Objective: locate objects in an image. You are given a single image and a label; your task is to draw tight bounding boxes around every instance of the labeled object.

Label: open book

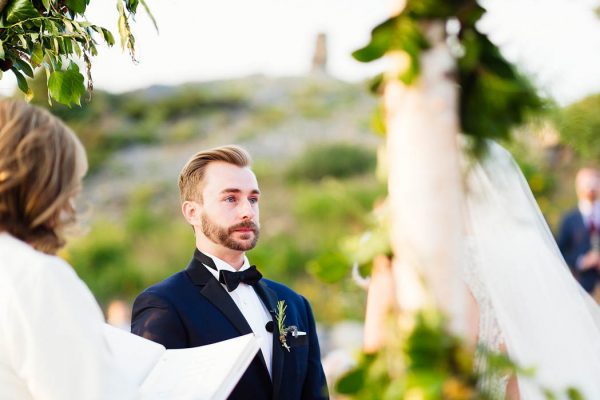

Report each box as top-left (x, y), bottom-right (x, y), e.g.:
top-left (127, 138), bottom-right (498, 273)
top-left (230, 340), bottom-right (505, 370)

top-left (103, 324), bottom-right (260, 400)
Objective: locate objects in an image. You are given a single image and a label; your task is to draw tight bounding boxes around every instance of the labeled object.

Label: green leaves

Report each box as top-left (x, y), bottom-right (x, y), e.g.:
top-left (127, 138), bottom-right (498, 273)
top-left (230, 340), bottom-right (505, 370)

top-left (353, 17), bottom-right (399, 63)
top-left (335, 311), bottom-right (477, 400)
top-left (3, 0), bottom-right (40, 25)
top-left (335, 308), bottom-right (587, 399)
top-left (12, 57), bottom-right (33, 79)
top-left (555, 93), bottom-right (600, 162)
top-left (139, 0), bottom-right (157, 32)
top-left (335, 354), bottom-right (373, 394)
top-left (98, 27), bottom-right (115, 46)
top-left (352, 15), bottom-right (429, 84)
top-left (458, 29), bottom-right (545, 153)
top-left (354, 0), bottom-right (545, 151)
top-left (66, 0), bottom-right (87, 14)
top-left (567, 387), bottom-right (585, 400)
top-left (0, 0), bottom-right (151, 105)
top-left (48, 62), bottom-right (85, 107)
top-left (30, 42), bottom-right (43, 66)
top-left (117, 0), bottom-right (136, 60)
top-left (307, 252), bottom-right (350, 284)
top-left (11, 66), bottom-right (32, 99)
top-left (125, 0), bottom-right (139, 13)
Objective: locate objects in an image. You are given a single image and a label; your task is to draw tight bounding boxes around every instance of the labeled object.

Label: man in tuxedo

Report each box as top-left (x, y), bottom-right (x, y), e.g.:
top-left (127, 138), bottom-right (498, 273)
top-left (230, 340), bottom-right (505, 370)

top-left (131, 145), bottom-right (328, 400)
top-left (558, 167), bottom-right (600, 294)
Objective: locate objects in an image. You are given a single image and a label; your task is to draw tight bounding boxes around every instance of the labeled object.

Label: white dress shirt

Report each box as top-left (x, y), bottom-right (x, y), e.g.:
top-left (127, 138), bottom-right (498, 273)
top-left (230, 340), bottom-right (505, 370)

top-left (0, 232), bottom-right (139, 400)
top-left (201, 252), bottom-right (274, 377)
top-left (579, 200), bottom-right (600, 228)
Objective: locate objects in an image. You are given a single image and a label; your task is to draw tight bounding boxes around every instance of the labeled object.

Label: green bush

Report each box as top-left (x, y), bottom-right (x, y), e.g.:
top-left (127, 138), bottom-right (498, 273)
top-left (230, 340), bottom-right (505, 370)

top-left (557, 93), bottom-right (600, 162)
top-left (247, 234), bottom-right (312, 282)
top-left (293, 177), bottom-right (385, 228)
top-left (64, 185), bottom-right (195, 306)
top-left (287, 143), bottom-right (377, 181)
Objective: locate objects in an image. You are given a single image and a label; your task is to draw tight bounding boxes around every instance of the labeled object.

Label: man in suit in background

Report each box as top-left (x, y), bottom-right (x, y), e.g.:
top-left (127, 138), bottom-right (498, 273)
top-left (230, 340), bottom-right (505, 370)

top-left (131, 145), bottom-right (328, 400)
top-left (558, 167), bottom-right (600, 294)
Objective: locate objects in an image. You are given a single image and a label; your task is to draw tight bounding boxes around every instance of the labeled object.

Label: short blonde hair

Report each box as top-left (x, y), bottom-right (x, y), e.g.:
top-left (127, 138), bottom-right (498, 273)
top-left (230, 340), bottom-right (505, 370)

top-left (0, 99), bottom-right (86, 254)
top-left (178, 145), bottom-right (251, 202)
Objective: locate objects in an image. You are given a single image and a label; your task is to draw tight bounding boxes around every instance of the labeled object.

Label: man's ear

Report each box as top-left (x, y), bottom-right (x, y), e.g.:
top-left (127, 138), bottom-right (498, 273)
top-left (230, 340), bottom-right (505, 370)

top-left (182, 200), bottom-right (201, 227)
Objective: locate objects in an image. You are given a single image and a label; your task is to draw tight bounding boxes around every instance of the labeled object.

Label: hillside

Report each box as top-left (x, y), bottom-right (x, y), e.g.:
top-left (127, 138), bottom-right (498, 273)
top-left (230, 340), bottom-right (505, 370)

top-left (71, 75), bottom-right (379, 209)
top-left (47, 74), bottom-right (383, 323)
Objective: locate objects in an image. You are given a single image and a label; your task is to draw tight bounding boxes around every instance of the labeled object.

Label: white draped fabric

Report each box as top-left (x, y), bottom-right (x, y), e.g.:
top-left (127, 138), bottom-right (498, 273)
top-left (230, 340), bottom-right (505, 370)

top-left (0, 233), bottom-right (139, 400)
top-left (463, 141), bottom-right (600, 399)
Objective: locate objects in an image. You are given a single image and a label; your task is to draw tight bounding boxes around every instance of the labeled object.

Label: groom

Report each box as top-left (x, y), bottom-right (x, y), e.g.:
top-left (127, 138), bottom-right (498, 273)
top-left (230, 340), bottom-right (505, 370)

top-left (131, 145), bottom-right (328, 400)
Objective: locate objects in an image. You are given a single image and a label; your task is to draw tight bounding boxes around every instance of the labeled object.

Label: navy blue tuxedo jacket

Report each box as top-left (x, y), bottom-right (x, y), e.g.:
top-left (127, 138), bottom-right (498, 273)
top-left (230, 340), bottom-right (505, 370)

top-left (131, 250), bottom-right (329, 400)
top-left (557, 208), bottom-right (599, 293)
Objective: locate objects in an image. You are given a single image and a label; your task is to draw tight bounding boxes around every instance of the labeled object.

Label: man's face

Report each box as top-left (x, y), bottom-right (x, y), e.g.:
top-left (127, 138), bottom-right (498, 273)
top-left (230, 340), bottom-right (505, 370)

top-left (576, 169), bottom-right (600, 203)
top-left (197, 161), bottom-right (260, 252)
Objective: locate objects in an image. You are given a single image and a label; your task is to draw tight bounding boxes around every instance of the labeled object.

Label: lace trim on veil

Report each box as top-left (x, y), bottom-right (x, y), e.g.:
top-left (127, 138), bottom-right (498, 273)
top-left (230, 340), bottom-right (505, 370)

top-left (463, 237), bottom-right (508, 399)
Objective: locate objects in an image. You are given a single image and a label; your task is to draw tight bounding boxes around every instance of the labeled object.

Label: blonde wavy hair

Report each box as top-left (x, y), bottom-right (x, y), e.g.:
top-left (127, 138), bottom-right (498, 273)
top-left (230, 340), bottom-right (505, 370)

top-left (0, 99), bottom-right (87, 254)
top-left (178, 145), bottom-right (251, 203)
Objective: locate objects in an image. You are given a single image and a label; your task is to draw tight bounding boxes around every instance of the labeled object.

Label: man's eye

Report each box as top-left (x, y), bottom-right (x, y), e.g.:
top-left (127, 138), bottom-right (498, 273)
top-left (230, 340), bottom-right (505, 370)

top-left (249, 197), bottom-right (258, 204)
top-left (225, 196), bottom-right (236, 203)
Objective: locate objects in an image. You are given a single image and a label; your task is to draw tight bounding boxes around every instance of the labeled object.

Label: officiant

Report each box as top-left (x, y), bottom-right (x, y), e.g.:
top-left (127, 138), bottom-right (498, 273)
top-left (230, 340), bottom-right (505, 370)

top-left (558, 167), bottom-right (600, 295)
top-left (0, 99), bottom-right (139, 399)
top-left (131, 145), bottom-right (329, 399)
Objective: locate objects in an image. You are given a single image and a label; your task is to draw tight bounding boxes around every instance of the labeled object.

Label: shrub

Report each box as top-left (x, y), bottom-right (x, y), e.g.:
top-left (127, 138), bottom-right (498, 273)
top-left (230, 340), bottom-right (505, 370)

top-left (287, 143), bottom-right (376, 181)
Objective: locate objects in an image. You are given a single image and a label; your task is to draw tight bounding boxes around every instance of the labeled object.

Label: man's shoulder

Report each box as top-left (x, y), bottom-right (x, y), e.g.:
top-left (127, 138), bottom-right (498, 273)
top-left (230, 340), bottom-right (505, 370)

top-left (561, 208), bottom-right (582, 224)
top-left (138, 270), bottom-right (192, 300)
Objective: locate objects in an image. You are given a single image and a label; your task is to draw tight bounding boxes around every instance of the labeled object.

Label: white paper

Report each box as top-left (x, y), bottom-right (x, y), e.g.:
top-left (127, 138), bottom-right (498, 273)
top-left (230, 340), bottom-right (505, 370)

top-left (103, 325), bottom-right (261, 400)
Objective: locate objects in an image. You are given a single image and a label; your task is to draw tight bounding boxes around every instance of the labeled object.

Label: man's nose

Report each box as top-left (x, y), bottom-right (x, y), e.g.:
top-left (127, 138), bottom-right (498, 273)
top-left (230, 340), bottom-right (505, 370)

top-left (239, 199), bottom-right (256, 219)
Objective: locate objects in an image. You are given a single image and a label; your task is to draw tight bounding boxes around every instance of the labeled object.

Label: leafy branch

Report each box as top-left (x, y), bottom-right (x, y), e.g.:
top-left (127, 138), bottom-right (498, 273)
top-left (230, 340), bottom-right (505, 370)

top-left (0, 0), bottom-right (154, 106)
top-left (336, 310), bottom-right (585, 399)
top-left (353, 0), bottom-right (545, 154)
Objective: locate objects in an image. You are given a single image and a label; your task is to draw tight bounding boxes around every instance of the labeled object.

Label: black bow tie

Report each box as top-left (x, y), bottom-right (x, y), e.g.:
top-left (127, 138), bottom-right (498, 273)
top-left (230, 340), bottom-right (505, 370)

top-left (219, 266), bottom-right (263, 292)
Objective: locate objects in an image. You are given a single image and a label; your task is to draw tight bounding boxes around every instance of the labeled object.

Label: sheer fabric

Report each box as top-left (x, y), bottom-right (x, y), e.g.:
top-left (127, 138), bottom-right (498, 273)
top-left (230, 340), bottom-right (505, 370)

top-left (461, 141), bottom-right (600, 399)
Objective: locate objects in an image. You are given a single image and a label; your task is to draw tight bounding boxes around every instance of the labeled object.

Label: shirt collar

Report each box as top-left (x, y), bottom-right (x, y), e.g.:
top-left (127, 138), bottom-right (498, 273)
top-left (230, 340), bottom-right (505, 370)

top-left (199, 250), bottom-right (250, 280)
top-left (579, 201), bottom-right (600, 223)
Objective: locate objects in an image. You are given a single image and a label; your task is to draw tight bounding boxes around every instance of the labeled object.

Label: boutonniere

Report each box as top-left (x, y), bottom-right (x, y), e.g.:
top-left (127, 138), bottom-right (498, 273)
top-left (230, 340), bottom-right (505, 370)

top-left (276, 300), bottom-right (305, 352)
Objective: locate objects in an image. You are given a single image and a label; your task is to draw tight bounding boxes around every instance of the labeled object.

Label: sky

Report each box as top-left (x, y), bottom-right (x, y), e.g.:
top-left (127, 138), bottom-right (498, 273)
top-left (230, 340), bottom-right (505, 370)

top-left (478, 0), bottom-right (600, 104)
top-left (81, 0), bottom-right (396, 91)
top-left (1, 0), bottom-right (600, 105)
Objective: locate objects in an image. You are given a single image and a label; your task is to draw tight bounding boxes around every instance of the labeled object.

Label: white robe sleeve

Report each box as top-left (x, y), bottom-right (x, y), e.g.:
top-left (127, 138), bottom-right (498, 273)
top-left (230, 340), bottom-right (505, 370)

top-left (3, 256), bottom-right (138, 400)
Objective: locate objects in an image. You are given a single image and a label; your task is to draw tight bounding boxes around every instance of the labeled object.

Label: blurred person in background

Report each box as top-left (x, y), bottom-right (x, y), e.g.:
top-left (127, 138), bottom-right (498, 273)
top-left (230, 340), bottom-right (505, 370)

top-left (0, 99), bottom-right (138, 399)
top-left (557, 167), bottom-right (600, 295)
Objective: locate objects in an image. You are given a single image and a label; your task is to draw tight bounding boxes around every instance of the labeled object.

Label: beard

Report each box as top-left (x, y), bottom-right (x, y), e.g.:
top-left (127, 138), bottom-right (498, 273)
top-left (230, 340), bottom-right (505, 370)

top-left (200, 213), bottom-right (260, 251)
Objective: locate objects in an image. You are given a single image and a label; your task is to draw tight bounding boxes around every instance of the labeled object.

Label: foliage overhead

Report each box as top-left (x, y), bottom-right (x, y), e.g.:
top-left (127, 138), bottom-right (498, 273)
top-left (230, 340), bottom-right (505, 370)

top-left (0, 0), bottom-right (152, 106)
top-left (352, 0), bottom-right (546, 154)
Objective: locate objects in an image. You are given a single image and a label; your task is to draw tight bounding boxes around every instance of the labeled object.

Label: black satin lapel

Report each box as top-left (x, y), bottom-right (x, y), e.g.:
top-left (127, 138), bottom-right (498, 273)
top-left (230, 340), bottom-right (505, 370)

top-left (200, 275), bottom-right (254, 336)
top-left (186, 249), bottom-right (252, 335)
top-left (270, 320), bottom-right (285, 399)
top-left (253, 281), bottom-right (278, 314)
top-left (193, 249), bottom-right (218, 271)
top-left (254, 282), bottom-right (284, 398)
top-left (576, 212), bottom-right (586, 230)
top-left (185, 252), bottom-right (213, 285)
top-left (575, 213), bottom-right (592, 243)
